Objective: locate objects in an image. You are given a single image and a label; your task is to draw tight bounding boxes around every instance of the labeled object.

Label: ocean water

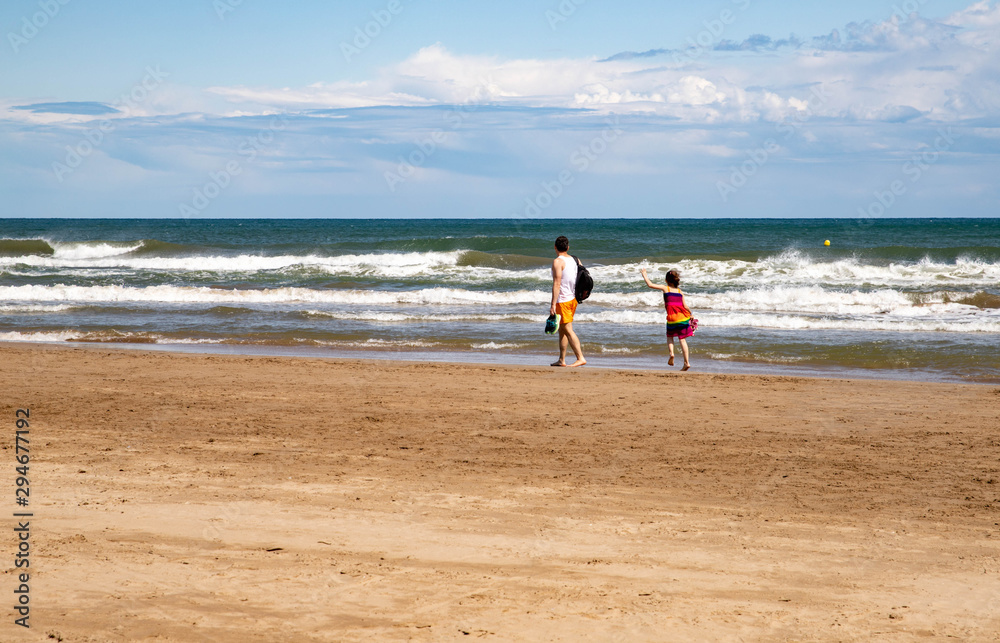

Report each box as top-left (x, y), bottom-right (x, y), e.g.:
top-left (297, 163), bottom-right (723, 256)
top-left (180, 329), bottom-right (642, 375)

top-left (1, 218), bottom-right (999, 382)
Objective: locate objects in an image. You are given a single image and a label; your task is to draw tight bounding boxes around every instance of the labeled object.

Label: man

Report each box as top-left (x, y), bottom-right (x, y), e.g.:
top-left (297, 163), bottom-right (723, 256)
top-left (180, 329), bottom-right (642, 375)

top-left (550, 236), bottom-right (586, 367)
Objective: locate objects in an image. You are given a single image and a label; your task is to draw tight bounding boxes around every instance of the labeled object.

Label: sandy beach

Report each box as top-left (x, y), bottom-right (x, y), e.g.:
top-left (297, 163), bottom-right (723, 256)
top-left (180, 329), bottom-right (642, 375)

top-left (2, 343), bottom-right (999, 641)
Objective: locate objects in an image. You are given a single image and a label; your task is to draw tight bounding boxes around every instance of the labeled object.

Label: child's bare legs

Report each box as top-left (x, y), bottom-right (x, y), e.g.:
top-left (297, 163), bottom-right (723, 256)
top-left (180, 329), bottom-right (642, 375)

top-left (667, 337), bottom-right (675, 366)
top-left (679, 338), bottom-right (690, 371)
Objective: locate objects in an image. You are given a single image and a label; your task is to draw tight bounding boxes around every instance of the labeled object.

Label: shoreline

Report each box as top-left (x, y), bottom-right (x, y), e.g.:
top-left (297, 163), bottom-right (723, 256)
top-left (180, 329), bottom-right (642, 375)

top-left (3, 343), bottom-right (999, 640)
top-left (5, 339), bottom-right (994, 386)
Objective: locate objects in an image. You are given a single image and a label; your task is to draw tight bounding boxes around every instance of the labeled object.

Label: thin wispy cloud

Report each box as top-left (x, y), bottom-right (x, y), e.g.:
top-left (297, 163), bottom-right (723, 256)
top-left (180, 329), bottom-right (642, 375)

top-left (13, 102), bottom-right (121, 116)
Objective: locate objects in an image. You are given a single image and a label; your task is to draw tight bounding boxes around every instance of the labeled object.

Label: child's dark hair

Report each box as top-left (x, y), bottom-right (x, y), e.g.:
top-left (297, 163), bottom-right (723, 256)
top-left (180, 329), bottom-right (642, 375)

top-left (665, 270), bottom-right (681, 287)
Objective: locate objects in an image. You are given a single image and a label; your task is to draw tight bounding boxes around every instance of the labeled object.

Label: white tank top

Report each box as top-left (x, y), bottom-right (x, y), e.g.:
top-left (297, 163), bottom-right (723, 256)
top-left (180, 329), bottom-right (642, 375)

top-left (557, 255), bottom-right (578, 303)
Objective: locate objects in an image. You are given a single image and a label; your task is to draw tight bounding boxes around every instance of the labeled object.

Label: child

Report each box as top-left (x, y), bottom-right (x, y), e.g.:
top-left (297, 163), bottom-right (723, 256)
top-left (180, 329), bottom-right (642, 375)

top-left (640, 267), bottom-right (696, 371)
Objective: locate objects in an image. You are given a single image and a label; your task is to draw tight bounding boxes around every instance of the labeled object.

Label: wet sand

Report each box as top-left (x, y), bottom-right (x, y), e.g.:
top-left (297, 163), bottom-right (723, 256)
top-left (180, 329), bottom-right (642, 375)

top-left (2, 344), bottom-right (999, 641)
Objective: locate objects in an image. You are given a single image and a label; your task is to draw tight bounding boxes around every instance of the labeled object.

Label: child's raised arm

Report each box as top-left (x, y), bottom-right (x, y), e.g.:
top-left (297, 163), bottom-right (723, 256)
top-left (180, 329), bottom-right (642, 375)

top-left (640, 267), bottom-right (669, 292)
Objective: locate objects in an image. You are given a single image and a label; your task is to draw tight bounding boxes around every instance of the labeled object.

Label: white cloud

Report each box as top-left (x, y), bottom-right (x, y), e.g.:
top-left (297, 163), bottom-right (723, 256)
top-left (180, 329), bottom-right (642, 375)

top-left (945, 0), bottom-right (1000, 27)
top-left (178, 2), bottom-right (997, 127)
top-left (574, 83), bottom-right (665, 105)
top-left (207, 81), bottom-right (434, 110)
top-left (809, 15), bottom-right (961, 52)
top-left (667, 76), bottom-right (726, 106)
top-left (9, 2), bottom-right (997, 129)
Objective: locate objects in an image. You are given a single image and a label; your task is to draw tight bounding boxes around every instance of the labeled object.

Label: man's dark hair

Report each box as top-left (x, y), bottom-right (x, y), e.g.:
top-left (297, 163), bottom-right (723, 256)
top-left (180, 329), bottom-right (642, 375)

top-left (666, 270), bottom-right (681, 287)
top-left (555, 236), bottom-right (570, 253)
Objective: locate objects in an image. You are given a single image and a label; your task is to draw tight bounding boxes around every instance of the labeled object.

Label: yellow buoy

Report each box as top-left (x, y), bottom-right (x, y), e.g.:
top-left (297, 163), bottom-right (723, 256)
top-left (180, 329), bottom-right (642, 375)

top-left (824, 240), bottom-right (831, 246)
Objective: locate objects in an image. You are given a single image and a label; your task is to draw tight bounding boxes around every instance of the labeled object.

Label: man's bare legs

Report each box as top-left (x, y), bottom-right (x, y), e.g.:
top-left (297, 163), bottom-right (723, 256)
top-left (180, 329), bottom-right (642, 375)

top-left (552, 322), bottom-right (586, 367)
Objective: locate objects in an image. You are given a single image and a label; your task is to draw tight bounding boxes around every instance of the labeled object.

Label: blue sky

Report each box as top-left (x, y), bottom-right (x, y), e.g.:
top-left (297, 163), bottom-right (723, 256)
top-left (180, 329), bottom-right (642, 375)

top-left (1, 0), bottom-right (998, 218)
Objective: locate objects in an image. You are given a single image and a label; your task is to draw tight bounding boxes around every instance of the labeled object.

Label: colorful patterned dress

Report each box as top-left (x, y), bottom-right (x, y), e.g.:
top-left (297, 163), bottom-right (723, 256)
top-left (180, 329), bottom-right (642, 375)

top-left (664, 291), bottom-right (695, 339)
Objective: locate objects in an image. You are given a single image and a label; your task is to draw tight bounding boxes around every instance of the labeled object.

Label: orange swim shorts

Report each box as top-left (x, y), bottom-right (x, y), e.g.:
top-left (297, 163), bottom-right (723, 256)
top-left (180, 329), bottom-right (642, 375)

top-left (556, 299), bottom-right (578, 325)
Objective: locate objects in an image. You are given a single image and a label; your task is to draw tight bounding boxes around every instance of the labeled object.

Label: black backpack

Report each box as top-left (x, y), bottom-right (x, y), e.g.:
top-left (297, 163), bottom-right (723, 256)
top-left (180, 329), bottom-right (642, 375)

top-left (571, 255), bottom-right (594, 302)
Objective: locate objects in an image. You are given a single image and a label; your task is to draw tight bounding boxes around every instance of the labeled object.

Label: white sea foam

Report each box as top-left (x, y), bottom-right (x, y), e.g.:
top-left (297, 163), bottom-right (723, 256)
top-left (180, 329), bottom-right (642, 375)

top-left (323, 338), bottom-right (442, 349)
top-left (0, 331), bottom-right (84, 342)
top-left (50, 241), bottom-right (144, 260)
top-left (593, 346), bottom-right (641, 354)
top-left (595, 286), bottom-right (993, 317)
top-left (594, 252), bottom-right (1000, 288)
top-left (472, 342), bottom-right (526, 350)
top-left (302, 305), bottom-right (1000, 334)
top-left (0, 304), bottom-right (77, 313)
top-left (5, 245), bottom-right (1000, 289)
top-left (303, 310), bottom-right (542, 323)
top-left (693, 286), bottom-right (926, 315)
top-left (2, 280), bottom-right (995, 313)
top-left (0, 332), bottom-right (448, 349)
top-left (3, 282), bottom-right (998, 334)
top-left (707, 352), bottom-right (808, 364)
top-left (699, 311), bottom-right (1000, 333)
top-left (0, 249), bottom-right (474, 278)
top-left (575, 309), bottom-right (664, 324)
top-left (0, 284), bottom-right (549, 306)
